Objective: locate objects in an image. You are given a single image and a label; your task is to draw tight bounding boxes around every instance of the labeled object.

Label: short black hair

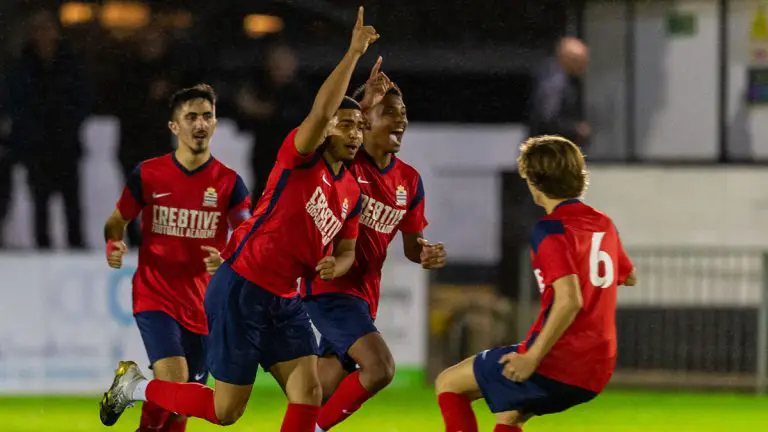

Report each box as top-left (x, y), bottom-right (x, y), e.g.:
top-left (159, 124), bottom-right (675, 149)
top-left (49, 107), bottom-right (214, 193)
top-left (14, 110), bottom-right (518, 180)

top-left (350, 82), bottom-right (403, 104)
top-left (169, 84), bottom-right (217, 119)
top-left (338, 96), bottom-right (361, 111)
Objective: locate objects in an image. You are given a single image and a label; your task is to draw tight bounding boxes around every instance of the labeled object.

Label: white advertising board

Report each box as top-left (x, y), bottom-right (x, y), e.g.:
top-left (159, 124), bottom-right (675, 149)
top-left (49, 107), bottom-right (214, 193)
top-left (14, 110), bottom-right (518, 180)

top-left (0, 253), bottom-right (427, 394)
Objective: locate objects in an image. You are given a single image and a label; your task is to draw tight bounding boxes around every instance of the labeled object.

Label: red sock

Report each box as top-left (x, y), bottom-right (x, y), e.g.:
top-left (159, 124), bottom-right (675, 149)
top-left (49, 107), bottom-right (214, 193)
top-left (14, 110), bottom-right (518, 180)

top-left (437, 392), bottom-right (478, 432)
top-left (161, 416), bottom-right (187, 432)
top-left (280, 403), bottom-right (320, 432)
top-left (494, 425), bottom-right (522, 432)
top-left (139, 401), bottom-right (170, 431)
top-left (317, 371), bottom-right (374, 430)
top-left (146, 380), bottom-right (220, 425)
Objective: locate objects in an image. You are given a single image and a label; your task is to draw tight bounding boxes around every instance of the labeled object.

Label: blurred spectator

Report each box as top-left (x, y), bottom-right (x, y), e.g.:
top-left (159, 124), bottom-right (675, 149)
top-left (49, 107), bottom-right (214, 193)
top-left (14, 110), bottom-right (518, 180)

top-left (7, 10), bottom-right (90, 249)
top-left (528, 37), bottom-right (590, 149)
top-left (0, 107), bottom-right (10, 248)
top-left (234, 43), bottom-right (308, 202)
top-left (114, 24), bottom-right (177, 247)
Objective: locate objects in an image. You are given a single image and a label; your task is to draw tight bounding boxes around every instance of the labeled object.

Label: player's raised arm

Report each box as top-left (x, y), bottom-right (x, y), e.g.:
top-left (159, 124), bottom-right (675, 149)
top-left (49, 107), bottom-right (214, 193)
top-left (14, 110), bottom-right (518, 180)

top-left (294, 6), bottom-right (379, 155)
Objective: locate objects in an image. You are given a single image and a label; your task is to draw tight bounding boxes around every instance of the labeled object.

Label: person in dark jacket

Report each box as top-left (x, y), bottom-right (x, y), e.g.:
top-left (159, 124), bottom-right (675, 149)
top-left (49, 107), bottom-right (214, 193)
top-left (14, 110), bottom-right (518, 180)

top-left (528, 37), bottom-right (590, 150)
top-left (7, 10), bottom-right (90, 249)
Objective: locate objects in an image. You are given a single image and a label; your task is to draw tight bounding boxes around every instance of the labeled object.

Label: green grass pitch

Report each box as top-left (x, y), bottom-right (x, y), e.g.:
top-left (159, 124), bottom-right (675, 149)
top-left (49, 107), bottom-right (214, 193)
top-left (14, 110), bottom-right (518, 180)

top-left (2, 384), bottom-right (766, 431)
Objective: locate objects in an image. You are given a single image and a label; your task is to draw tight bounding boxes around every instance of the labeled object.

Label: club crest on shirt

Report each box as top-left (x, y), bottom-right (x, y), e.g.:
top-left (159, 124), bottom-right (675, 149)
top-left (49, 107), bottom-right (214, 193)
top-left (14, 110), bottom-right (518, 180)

top-left (341, 198), bottom-right (349, 219)
top-left (395, 185), bottom-right (407, 207)
top-left (203, 187), bottom-right (218, 208)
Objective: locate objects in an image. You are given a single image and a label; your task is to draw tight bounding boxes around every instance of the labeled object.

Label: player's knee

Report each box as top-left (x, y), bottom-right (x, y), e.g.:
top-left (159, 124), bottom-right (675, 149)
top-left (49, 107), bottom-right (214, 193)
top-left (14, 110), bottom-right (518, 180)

top-left (495, 411), bottom-right (528, 426)
top-left (434, 369), bottom-right (453, 395)
top-left (359, 356), bottom-right (395, 391)
top-left (288, 376), bottom-right (323, 406)
top-left (215, 406), bottom-right (245, 426)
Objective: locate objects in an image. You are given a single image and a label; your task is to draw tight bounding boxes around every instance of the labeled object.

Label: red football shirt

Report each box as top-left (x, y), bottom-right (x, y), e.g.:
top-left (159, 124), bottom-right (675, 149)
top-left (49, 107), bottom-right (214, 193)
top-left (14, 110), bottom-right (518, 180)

top-left (223, 128), bottom-right (362, 297)
top-left (302, 151), bottom-right (427, 319)
top-left (116, 154), bottom-right (251, 334)
top-left (519, 199), bottom-right (633, 393)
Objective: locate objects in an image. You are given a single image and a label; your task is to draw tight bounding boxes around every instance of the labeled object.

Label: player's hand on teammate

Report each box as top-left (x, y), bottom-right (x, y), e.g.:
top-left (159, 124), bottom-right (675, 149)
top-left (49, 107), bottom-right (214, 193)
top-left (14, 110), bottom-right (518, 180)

top-left (106, 240), bottom-right (127, 269)
top-left (201, 246), bottom-right (223, 275)
top-left (360, 57), bottom-right (394, 111)
top-left (499, 351), bottom-right (540, 383)
top-left (349, 6), bottom-right (379, 56)
top-left (316, 256), bottom-right (337, 280)
top-left (417, 238), bottom-right (447, 269)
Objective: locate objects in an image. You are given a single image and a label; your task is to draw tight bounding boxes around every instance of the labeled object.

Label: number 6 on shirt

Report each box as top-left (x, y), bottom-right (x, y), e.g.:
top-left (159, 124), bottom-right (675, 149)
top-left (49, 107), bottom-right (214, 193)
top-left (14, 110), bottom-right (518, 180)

top-left (589, 232), bottom-right (614, 289)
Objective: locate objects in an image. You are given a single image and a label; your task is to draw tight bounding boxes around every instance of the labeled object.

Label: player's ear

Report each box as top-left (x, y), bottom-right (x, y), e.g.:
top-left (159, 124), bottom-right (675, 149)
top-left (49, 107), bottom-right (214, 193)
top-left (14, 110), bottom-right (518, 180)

top-left (168, 120), bottom-right (179, 136)
top-left (363, 112), bottom-right (372, 130)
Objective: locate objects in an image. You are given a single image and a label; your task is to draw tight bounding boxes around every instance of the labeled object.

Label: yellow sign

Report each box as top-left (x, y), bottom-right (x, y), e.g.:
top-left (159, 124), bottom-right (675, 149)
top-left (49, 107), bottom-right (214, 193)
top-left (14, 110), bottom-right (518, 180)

top-left (752, 5), bottom-right (768, 40)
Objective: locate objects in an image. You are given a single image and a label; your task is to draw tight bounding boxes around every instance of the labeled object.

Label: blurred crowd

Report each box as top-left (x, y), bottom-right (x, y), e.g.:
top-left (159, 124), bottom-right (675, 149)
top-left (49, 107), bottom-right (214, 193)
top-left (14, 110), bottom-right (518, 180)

top-left (0, 8), bottom-right (587, 250)
top-left (0, 9), bottom-right (314, 249)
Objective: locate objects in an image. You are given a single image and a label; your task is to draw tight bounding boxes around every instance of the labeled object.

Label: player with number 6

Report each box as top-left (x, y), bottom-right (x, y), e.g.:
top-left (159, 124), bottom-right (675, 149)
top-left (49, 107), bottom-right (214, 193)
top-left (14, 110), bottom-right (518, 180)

top-left (434, 135), bottom-right (637, 432)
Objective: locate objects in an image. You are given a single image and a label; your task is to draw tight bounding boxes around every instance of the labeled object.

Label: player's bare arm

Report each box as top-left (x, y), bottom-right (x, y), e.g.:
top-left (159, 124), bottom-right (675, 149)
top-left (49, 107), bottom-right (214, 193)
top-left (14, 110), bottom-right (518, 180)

top-left (402, 233), bottom-right (447, 269)
top-left (499, 274), bottom-right (582, 382)
top-left (104, 208), bottom-right (129, 269)
top-left (316, 238), bottom-right (357, 280)
top-left (294, 6), bottom-right (379, 154)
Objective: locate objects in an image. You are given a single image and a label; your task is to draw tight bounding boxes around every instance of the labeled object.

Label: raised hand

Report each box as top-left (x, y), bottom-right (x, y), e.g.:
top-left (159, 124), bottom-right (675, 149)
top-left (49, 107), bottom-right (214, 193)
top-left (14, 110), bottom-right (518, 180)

top-left (349, 6), bottom-right (379, 56)
top-left (360, 56), bottom-right (394, 111)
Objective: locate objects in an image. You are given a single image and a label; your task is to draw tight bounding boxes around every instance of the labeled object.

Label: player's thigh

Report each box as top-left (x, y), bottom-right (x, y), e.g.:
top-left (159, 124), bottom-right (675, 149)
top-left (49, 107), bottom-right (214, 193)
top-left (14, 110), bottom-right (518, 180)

top-left (270, 355), bottom-right (322, 406)
top-left (317, 354), bottom-right (349, 400)
top-left (212, 380), bottom-right (254, 426)
top-left (435, 355), bottom-right (483, 400)
top-left (349, 331), bottom-right (394, 371)
top-left (204, 263), bottom-right (265, 387)
top-left (152, 356), bottom-right (189, 382)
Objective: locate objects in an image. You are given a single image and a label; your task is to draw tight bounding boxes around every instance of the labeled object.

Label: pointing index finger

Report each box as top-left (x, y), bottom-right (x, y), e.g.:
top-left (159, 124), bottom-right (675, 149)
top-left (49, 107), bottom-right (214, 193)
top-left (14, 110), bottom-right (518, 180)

top-left (356, 6), bottom-right (364, 28)
top-left (370, 56), bottom-right (382, 79)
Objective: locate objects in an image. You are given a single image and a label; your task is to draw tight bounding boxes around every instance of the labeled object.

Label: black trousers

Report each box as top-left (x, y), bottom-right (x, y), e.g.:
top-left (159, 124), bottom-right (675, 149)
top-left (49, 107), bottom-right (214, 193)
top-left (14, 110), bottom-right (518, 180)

top-left (25, 156), bottom-right (84, 249)
top-left (0, 152), bottom-right (12, 247)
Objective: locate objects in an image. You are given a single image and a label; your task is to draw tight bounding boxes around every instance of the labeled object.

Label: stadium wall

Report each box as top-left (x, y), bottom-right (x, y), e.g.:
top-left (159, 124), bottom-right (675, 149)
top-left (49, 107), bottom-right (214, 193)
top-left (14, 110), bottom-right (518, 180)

top-left (584, 0), bottom-right (768, 161)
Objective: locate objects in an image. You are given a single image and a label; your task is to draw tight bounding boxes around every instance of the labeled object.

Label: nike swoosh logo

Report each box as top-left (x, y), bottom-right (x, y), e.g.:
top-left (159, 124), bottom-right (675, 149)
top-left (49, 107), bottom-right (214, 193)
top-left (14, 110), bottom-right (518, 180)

top-left (357, 176), bottom-right (369, 184)
top-left (194, 373), bottom-right (205, 381)
top-left (152, 192), bottom-right (171, 199)
top-left (322, 175), bottom-right (331, 186)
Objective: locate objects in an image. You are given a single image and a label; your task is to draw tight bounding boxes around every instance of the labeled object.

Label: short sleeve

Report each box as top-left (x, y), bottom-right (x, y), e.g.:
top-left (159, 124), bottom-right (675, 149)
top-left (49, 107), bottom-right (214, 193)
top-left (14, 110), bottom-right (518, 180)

top-left (339, 193), bottom-right (363, 240)
top-left (531, 220), bottom-right (577, 286)
top-left (227, 174), bottom-right (252, 227)
top-left (116, 165), bottom-right (144, 220)
top-left (276, 127), bottom-right (320, 168)
top-left (228, 174), bottom-right (251, 211)
top-left (399, 175), bottom-right (428, 234)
